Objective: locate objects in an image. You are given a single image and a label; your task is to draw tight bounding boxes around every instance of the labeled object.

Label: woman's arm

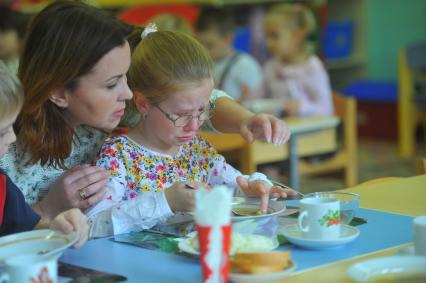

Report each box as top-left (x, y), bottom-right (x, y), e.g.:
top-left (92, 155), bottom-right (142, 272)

top-left (210, 95), bottom-right (291, 145)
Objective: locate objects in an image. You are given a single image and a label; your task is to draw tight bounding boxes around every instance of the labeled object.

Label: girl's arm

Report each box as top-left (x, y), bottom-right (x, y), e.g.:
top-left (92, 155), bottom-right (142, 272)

top-left (203, 140), bottom-right (295, 212)
top-left (86, 139), bottom-right (173, 238)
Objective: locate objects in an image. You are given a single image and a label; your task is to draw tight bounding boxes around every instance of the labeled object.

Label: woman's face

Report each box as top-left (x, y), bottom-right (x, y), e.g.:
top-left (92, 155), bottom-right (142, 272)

top-left (63, 42), bottom-right (132, 131)
top-left (144, 78), bottom-right (213, 152)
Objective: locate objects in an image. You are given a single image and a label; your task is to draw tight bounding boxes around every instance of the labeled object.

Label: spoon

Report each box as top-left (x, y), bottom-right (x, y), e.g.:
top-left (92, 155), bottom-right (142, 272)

top-left (270, 179), bottom-right (305, 199)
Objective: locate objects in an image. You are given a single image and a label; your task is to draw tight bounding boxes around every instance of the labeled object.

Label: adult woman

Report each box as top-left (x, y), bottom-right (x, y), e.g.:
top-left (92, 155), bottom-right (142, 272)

top-left (0, 1), bottom-right (290, 219)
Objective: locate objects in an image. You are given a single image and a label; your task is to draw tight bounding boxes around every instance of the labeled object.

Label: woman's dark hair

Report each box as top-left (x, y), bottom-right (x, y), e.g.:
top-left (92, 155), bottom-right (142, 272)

top-left (16, 0), bottom-right (132, 168)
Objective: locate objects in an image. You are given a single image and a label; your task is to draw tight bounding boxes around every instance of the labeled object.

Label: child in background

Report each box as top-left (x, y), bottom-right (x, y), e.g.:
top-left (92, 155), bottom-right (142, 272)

top-left (150, 13), bottom-right (193, 34)
top-left (87, 27), bottom-right (295, 238)
top-left (262, 3), bottom-right (334, 117)
top-left (0, 62), bottom-right (88, 247)
top-left (195, 7), bottom-right (262, 103)
top-left (0, 7), bottom-right (30, 74)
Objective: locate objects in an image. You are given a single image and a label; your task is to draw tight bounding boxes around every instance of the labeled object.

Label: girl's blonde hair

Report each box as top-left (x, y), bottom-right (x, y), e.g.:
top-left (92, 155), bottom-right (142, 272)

top-left (122, 28), bottom-right (213, 127)
top-left (0, 61), bottom-right (23, 120)
top-left (264, 3), bottom-right (317, 55)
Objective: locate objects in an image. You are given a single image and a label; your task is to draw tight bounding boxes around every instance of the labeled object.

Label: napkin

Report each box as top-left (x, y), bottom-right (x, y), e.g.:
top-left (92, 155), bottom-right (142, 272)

top-left (195, 185), bottom-right (233, 283)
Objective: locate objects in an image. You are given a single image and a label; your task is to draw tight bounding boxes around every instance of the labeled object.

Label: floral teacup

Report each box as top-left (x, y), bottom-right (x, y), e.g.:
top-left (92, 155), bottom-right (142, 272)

top-left (298, 197), bottom-right (341, 240)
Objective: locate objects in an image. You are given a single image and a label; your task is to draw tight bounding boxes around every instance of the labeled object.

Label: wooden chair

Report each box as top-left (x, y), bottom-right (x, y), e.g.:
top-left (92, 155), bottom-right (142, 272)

top-left (398, 43), bottom-right (426, 158)
top-left (416, 158), bottom-right (426, 175)
top-left (299, 93), bottom-right (358, 187)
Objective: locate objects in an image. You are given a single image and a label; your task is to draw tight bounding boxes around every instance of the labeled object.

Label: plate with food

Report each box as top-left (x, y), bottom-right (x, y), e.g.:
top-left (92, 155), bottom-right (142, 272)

top-left (229, 251), bottom-right (296, 282)
top-left (0, 229), bottom-right (79, 262)
top-left (177, 231), bottom-right (279, 256)
top-left (347, 256), bottom-right (426, 282)
top-left (231, 198), bottom-right (286, 221)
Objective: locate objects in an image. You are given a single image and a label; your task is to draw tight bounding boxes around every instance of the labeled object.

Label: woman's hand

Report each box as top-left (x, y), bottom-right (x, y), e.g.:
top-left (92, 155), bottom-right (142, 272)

top-left (165, 182), bottom-right (210, 212)
top-left (34, 164), bottom-right (108, 218)
top-left (50, 208), bottom-right (89, 248)
top-left (236, 176), bottom-right (297, 213)
top-left (240, 113), bottom-right (291, 145)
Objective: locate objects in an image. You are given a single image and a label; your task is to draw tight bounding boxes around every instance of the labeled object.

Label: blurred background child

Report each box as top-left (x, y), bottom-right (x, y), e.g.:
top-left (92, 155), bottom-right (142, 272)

top-left (195, 7), bottom-right (262, 103)
top-left (150, 13), bottom-right (193, 34)
top-left (0, 7), bottom-right (30, 74)
top-left (262, 3), bottom-right (334, 117)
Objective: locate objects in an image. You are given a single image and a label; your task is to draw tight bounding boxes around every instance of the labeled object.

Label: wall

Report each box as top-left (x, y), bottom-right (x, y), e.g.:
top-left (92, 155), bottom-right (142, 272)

top-left (367, 0), bottom-right (426, 81)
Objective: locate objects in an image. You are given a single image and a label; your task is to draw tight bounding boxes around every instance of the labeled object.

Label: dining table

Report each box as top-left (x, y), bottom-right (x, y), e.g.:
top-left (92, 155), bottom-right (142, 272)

top-left (60, 174), bottom-right (426, 282)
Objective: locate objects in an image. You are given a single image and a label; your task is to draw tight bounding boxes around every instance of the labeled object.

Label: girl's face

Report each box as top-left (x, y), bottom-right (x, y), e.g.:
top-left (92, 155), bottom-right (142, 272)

top-left (0, 112), bottom-right (18, 157)
top-left (61, 42), bottom-right (133, 131)
top-left (143, 78), bottom-right (213, 152)
top-left (264, 21), bottom-right (303, 62)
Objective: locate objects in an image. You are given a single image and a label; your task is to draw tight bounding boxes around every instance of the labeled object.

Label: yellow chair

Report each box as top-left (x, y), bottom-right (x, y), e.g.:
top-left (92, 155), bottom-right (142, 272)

top-left (416, 158), bottom-right (426, 175)
top-left (299, 93), bottom-right (358, 187)
top-left (398, 43), bottom-right (426, 158)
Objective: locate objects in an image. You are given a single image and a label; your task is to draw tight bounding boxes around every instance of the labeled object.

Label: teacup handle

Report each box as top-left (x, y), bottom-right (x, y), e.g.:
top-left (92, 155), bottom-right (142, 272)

top-left (298, 210), bottom-right (310, 232)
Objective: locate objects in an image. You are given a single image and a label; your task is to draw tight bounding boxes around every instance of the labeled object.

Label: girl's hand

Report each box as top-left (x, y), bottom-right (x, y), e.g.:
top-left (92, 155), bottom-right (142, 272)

top-left (165, 182), bottom-right (204, 212)
top-left (240, 113), bottom-right (291, 145)
top-left (50, 208), bottom-right (89, 248)
top-left (236, 176), bottom-right (296, 213)
top-left (35, 165), bottom-right (108, 218)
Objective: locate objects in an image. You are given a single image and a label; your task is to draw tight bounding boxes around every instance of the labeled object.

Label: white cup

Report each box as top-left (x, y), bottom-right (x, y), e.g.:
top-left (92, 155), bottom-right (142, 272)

top-left (413, 215), bottom-right (426, 256)
top-left (2, 254), bottom-right (59, 283)
top-left (298, 197), bottom-right (341, 239)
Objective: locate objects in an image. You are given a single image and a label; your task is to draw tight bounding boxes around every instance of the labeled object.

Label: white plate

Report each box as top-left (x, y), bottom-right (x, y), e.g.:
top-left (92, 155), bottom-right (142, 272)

top-left (177, 232), bottom-right (279, 256)
top-left (347, 256), bottom-right (426, 282)
top-left (0, 229), bottom-right (79, 262)
top-left (281, 224), bottom-right (360, 249)
top-left (232, 200), bottom-right (286, 222)
top-left (229, 260), bottom-right (297, 283)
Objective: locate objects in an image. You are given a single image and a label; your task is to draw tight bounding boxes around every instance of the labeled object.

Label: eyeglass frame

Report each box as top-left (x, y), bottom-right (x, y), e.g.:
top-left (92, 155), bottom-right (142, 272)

top-left (153, 101), bottom-right (215, 127)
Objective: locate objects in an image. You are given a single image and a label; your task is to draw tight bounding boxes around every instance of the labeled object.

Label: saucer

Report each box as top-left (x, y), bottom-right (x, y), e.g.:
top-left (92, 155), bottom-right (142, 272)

top-left (280, 224), bottom-right (360, 249)
top-left (0, 229), bottom-right (79, 262)
top-left (347, 256), bottom-right (426, 282)
top-left (231, 199), bottom-right (286, 221)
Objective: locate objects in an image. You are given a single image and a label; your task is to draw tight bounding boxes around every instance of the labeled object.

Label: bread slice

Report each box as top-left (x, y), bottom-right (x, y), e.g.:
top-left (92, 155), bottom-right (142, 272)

top-left (230, 251), bottom-right (291, 274)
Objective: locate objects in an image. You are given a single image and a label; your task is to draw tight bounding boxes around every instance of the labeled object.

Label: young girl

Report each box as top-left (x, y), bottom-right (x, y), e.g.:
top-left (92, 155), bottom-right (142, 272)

top-left (0, 62), bottom-right (88, 247)
top-left (262, 4), bottom-right (334, 117)
top-left (87, 26), bottom-right (295, 238)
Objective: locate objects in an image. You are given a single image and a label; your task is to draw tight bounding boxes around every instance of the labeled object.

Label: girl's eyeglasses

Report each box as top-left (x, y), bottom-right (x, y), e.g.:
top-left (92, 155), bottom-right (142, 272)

top-left (154, 102), bottom-right (214, 127)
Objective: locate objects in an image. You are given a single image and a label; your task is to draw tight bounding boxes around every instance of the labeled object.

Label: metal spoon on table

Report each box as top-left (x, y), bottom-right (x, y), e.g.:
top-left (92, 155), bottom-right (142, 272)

top-left (270, 179), bottom-right (305, 199)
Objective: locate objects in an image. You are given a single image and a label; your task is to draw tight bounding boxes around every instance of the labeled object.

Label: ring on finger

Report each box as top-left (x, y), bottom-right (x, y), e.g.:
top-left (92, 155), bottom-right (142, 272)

top-left (79, 188), bottom-right (88, 200)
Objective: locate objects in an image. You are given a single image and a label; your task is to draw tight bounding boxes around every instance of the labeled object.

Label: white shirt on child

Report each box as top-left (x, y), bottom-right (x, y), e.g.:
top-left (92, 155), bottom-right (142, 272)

top-left (262, 55), bottom-right (334, 116)
top-left (86, 135), bottom-right (271, 238)
top-left (214, 52), bottom-right (263, 101)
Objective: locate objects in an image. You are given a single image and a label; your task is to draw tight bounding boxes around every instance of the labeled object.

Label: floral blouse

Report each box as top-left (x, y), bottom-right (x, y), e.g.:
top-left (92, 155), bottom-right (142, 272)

top-left (87, 135), bottom-right (270, 238)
